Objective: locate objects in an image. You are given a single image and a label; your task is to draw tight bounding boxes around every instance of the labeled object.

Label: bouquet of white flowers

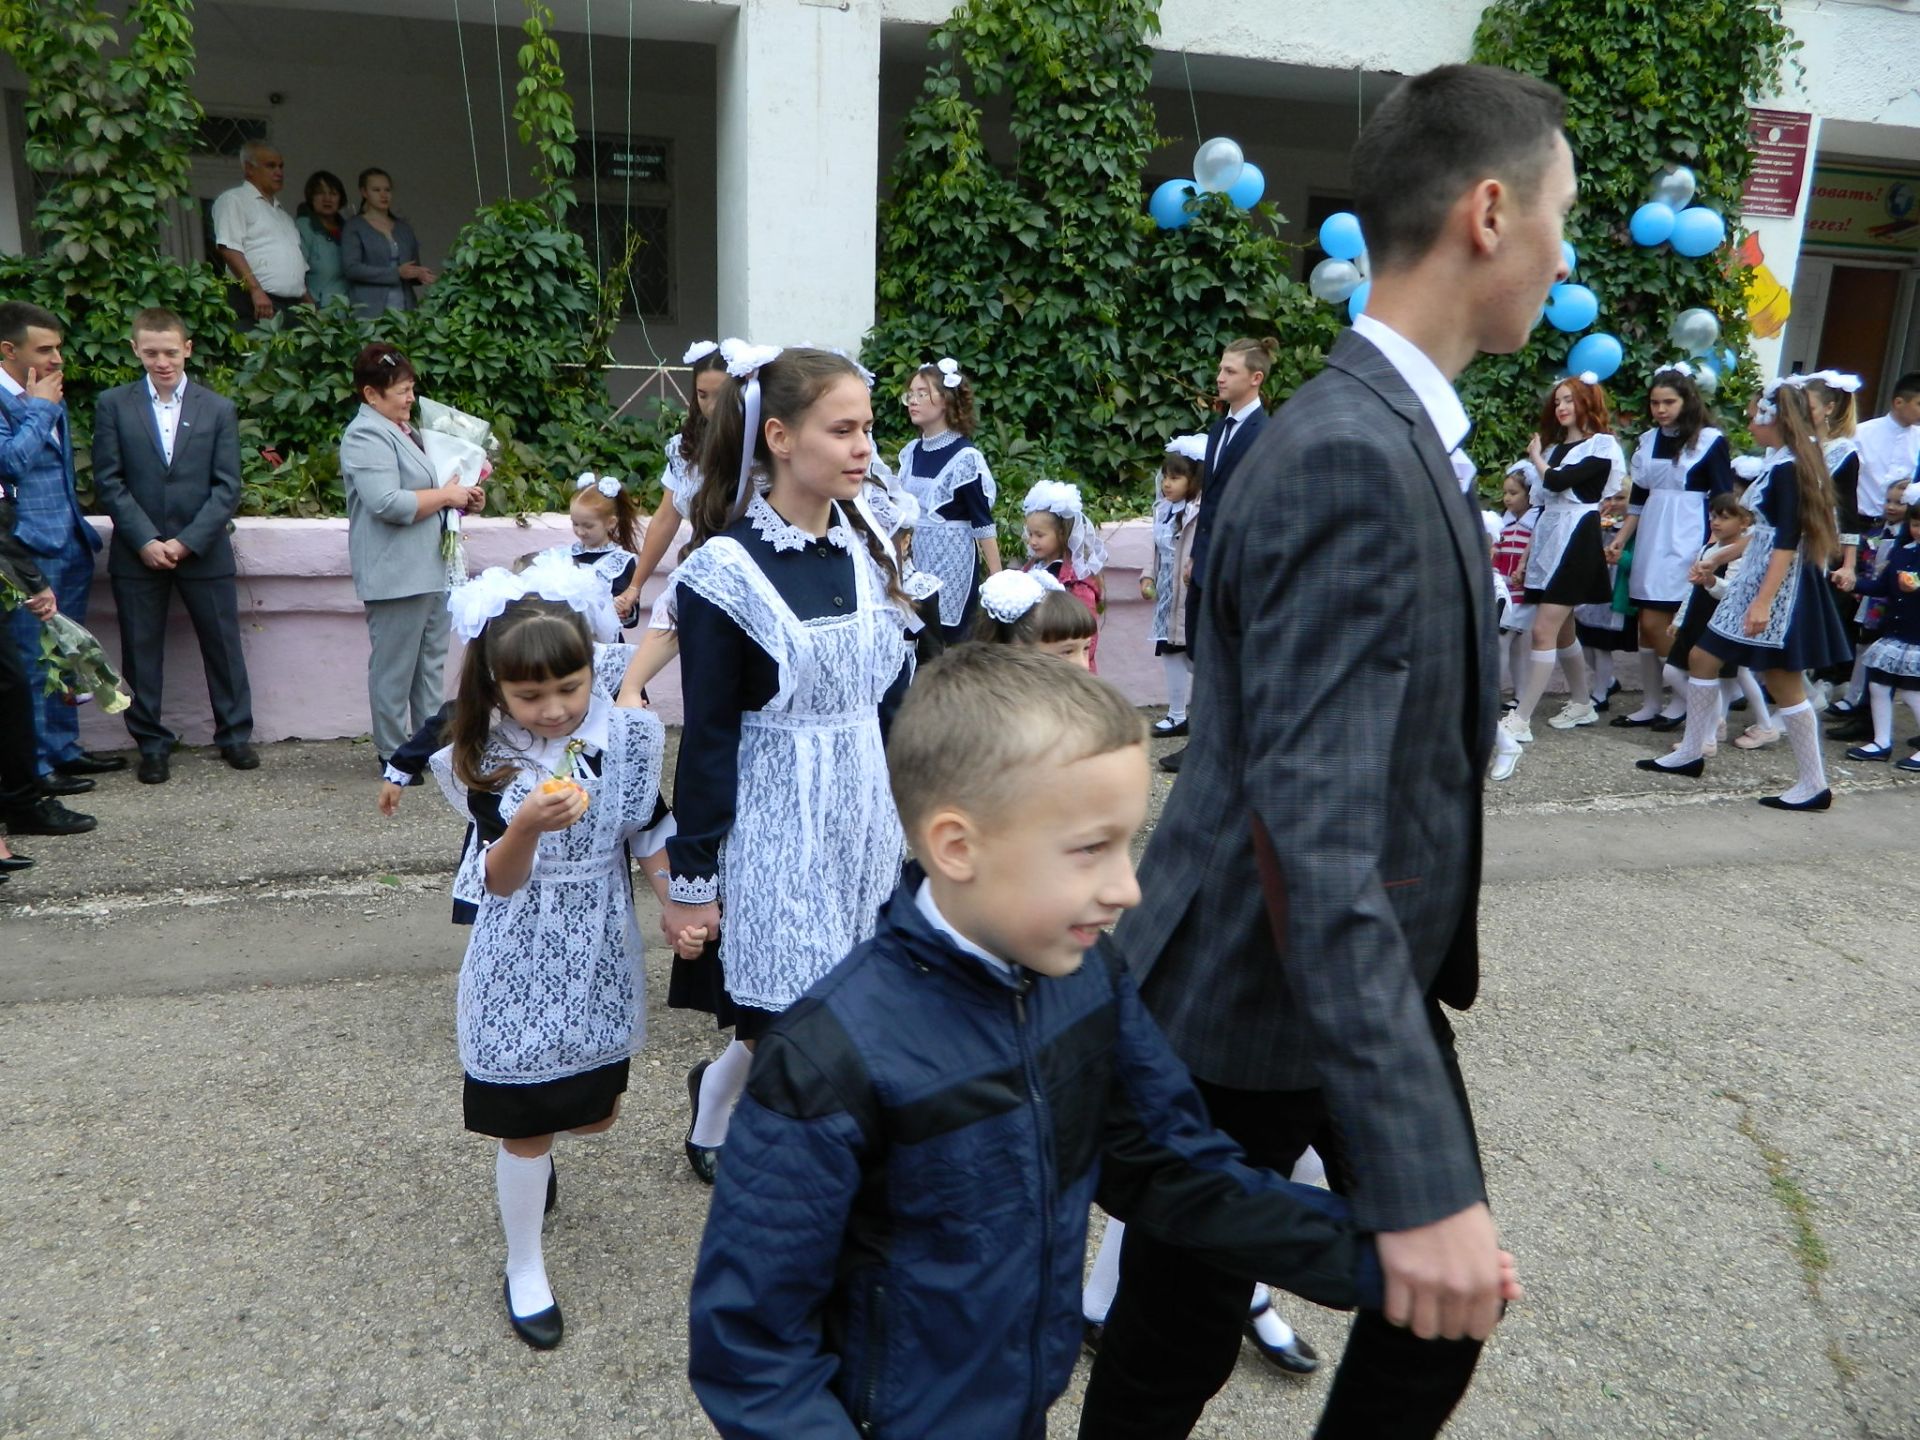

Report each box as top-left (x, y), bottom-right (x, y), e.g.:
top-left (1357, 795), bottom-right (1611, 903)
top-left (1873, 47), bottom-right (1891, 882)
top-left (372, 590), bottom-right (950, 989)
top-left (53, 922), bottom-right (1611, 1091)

top-left (0, 567), bottom-right (131, 713)
top-left (416, 398), bottom-right (499, 590)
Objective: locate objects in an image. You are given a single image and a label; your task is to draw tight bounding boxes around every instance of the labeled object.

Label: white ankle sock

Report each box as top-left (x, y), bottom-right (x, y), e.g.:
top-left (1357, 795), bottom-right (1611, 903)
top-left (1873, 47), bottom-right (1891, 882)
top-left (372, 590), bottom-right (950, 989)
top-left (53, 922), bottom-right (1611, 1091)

top-left (1248, 1282), bottom-right (1298, 1346)
top-left (1777, 701), bottom-right (1828, 803)
top-left (1739, 669), bottom-right (1773, 729)
top-left (1869, 683), bottom-right (1894, 749)
top-left (1555, 645), bottom-right (1591, 709)
top-left (1628, 648), bottom-right (1664, 721)
top-left (1161, 653), bottom-right (1193, 723)
top-left (692, 1039), bottom-right (752, 1149)
top-left (1513, 649), bottom-right (1557, 723)
top-left (498, 1146), bottom-right (554, 1317)
top-left (1084, 1218), bottom-right (1124, 1323)
top-left (1656, 678), bottom-right (1721, 767)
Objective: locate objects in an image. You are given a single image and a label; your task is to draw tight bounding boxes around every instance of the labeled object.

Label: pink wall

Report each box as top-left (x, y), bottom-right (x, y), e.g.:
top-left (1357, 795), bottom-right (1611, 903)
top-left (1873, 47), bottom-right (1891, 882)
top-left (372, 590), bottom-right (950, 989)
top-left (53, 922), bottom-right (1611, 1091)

top-left (71, 515), bottom-right (1167, 749)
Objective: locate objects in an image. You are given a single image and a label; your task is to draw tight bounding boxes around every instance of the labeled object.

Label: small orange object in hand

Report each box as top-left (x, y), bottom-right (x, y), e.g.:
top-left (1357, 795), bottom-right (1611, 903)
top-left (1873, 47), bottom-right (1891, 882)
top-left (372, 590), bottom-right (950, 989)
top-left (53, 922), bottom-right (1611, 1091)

top-left (540, 776), bottom-right (589, 809)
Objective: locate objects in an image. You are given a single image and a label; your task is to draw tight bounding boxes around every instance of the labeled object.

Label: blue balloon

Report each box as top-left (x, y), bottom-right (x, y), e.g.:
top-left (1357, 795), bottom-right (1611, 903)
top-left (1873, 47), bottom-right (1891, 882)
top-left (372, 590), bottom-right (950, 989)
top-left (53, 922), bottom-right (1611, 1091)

top-left (1695, 354), bottom-right (1722, 379)
top-left (1226, 162), bottom-right (1266, 210)
top-left (1670, 207), bottom-right (1726, 258)
top-left (1566, 332), bottom-right (1624, 383)
top-left (1561, 240), bottom-right (1578, 278)
top-left (1629, 202), bottom-right (1676, 248)
top-left (1319, 212), bottom-right (1366, 262)
top-left (1545, 282), bottom-right (1599, 333)
top-left (1150, 178), bottom-right (1198, 230)
top-left (1347, 281), bottom-right (1371, 322)
top-left (1719, 347), bottom-right (1739, 373)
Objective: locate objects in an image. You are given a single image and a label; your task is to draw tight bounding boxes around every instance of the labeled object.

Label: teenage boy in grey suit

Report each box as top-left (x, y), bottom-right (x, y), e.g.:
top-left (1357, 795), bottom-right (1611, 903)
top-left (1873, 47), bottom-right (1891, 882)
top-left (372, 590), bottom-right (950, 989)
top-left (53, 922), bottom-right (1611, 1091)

top-left (1080, 64), bottom-right (1575, 1440)
top-left (92, 307), bottom-right (255, 784)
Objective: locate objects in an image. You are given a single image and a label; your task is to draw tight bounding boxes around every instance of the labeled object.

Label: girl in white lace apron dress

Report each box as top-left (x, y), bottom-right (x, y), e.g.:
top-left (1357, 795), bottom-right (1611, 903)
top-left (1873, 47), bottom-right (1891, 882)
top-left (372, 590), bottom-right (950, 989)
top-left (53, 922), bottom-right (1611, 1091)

top-left (547, 472), bottom-right (644, 626)
top-left (1607, 364), bottom-right (1736, 727)
top-left (662, 346), bottom-right (916, 1111)
top-left (428, 574), bottom-right (685, 1349)
top-left (1502, 375), bottom-right (1626, 743)
top-left (1637, 379), bottom-right (1851, 809)
top-left (899, 357), bottom-right (1003, 644)
top-left (629, 343), bottom-right (732, 591)
top-left (1143, 437), bottom-right (1204, 732)
top-left (1803, 372), bottom-right (1866, 694)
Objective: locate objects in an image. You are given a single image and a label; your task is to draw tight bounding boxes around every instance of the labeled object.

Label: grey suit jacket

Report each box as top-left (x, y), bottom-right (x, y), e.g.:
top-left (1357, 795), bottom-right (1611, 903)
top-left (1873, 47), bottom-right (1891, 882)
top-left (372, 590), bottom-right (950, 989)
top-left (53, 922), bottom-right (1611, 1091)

top-left (340, 216), bottom-right (422, 318)
top-left (340, 404), bottom-right (446, 603)
top-left (1112, 329), bottom-right (1498, 1232)
top-left (91, 380), bottom-right (243, 579)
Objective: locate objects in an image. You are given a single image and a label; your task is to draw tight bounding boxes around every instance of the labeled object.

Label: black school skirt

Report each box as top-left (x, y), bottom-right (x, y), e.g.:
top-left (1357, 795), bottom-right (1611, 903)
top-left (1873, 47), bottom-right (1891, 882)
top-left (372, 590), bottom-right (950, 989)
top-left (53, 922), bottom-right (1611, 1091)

top-left (464, 1059), bottom-right (630, 1139)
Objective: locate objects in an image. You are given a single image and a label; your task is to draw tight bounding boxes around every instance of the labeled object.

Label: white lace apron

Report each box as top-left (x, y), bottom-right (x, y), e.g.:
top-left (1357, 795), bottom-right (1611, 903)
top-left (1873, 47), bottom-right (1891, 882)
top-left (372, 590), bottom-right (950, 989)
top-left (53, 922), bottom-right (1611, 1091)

top-left (1628, 427), bottom-right (1722, 605)
top-left (1707, 464), bottom-right (1801, 652)
top-left (429, 704), bottom-right (666, 1083)
top-left (1522, 435), bottom-right (1625, 593)
top-left (671, 511), bottom-right (911, 1013)
top-left (901, 438), bottom-right (996, 627)
top-left (1150, 499), bottom-right (1190, 643)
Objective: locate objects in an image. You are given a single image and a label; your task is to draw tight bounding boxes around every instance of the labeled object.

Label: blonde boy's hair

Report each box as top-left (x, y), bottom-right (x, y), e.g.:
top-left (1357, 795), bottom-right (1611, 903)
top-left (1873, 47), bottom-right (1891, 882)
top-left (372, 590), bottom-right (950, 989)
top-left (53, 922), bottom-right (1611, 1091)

top-left (887, 643), bottom-right (1145, 836)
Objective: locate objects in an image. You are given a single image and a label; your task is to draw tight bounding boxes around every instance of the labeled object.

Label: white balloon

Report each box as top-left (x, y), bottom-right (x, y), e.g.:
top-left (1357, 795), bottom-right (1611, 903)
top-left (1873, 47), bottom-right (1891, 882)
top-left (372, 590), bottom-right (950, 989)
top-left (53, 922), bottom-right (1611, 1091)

top-left (1309, 258), bottom-right (1362, 305)
top-left (1651, 165), bottom-right (1698, 211)
top-left (1694, 364), bottom-right (1719, 398)
top-left (1669, 307), bottom-right (1721, 356)
top-left (1193, 137), bottom-right (1245, 194)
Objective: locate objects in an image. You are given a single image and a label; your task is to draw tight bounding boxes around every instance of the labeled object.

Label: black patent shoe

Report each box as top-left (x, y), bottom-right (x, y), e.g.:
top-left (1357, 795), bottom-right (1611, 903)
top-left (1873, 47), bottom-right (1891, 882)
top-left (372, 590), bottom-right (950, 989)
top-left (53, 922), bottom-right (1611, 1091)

top-left (1244, 1300), bottom-right (1319, 1375)
top-left (1636, 755), bottom-right (1704, 777)
top-left (0, 851), bottom-right (33, 872)
top-left (1758, 789), bottom-right (1832, 812)
top-left (1648, 714), bottom-right (1686, 733)
top-left (1158, 746), bottom-right (1185, 774)
top-left (504, 1278), bottom-right (563, 1350)
top-left (39, 772), bottom-right (94, 796)
top-left (685, 1061), bottom-right (719, 1185)
top-left (3, 796), bottom-right (96, 835)
top-left (55, 750), bottom-right (127, 776)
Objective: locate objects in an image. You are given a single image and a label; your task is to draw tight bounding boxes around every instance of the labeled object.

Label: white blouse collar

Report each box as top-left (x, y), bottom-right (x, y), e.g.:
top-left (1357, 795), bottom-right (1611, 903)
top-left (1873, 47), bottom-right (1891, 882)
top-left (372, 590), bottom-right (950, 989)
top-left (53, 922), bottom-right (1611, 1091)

top-left (747, 494), bottom-right (857, 556)
top-left (495, 690), bottom-right (613, 777)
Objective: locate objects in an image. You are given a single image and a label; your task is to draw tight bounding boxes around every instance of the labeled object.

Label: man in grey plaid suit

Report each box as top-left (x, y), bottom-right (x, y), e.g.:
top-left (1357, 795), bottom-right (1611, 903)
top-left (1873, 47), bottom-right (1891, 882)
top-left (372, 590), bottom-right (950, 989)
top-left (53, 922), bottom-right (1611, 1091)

top-left (1081, 66), bottom-right (1576, 1439)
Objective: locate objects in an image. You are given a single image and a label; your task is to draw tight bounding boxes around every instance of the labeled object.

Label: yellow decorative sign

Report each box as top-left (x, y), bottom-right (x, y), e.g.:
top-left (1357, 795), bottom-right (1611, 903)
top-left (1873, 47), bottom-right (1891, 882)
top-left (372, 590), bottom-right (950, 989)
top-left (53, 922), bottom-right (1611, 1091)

top-left (1804, 166), bottom-right (1920, 255)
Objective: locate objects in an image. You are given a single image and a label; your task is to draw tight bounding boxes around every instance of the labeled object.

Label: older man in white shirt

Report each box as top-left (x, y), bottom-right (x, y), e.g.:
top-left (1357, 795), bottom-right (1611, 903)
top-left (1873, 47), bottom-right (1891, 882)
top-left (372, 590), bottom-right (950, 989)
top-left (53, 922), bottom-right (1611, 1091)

top-left (211, 142), bottom-right (311, 328)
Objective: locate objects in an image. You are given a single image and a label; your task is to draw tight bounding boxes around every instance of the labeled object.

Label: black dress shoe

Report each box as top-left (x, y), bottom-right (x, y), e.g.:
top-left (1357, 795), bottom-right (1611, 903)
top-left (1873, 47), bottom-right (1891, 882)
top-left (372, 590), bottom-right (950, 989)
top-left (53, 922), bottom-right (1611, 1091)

top-left (1152, 718), bottom-right (1189, 738)
top-left (1825, 714), bottom-right (1872, 742)
top-left (1610, 713), bottom-right (1659, 728)
top-left (137, 753), bottom-right (170, 785)
top-left (1648, 714), bottom-right (1686, 733)
top-left (1829, 697), bottom-right (1862, 717)
top-left (55, 751), bottom-right (128, 776)
top-left (1244, 1303), bottom-right (1319, 1376)
top-left (503, 1278), bottom-right (563, 1350)
top-left (1758, 789), bottom-right (1833, 812)
top-left (3, 796), bottom-right (96, 835)
top-left (1845, 743), bottom-right (1892, 762)
top-left (685, 1061), bottom-right (719, 1185)
top-left (1636, 755), bottom-right (1705, 777)
top-left (1158, 746), bottom-right (1185, 774)
top-left (220, 743), bottom-right (260, 770)
top-left (1729, 696), bottom-right (1749, 712)
top-left (39, 772), bottom-right (94, 796)
top-left (0, 851), bottom-right (33, 872)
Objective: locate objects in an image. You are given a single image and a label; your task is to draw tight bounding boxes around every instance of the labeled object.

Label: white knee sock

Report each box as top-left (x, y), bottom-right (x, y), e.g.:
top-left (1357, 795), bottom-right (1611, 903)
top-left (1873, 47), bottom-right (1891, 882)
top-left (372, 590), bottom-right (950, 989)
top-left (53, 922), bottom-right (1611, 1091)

top-left (1589, 649), bottom-right (1614, 704)
top-left (1084, 1218), bottom-right (1124, 1323)
top-left (1627, 648), bottom-right (1664, 721)
top-left (1719, 678), bottom-right (1740, 720)
top-left (1654, 678), bottom-right (1721, 767)
top-left (1556, 645), bottom-right (1591, 710)
top-left (692, 1038), bottom-right (752, 1148)
top-left (498, 1146), bottom-right (555, 1317)
top-left (1869, 683), bottom-right (1894, 749)
top-left (1662, 663), bottom-right (1689, 702)
top-left (1504, 632), bottom-right (1531, 700)
top-left (1161, 653), bottom-right (1193, 723)
top-left (1776, 701), bottom-right (1828, 804)
top-left (1739, 670), bottom-right (1773, 729)
top-left (1513, 649), bottom-right (1558, 724)
top-left (1844, 653), bottom-right (1869, 706)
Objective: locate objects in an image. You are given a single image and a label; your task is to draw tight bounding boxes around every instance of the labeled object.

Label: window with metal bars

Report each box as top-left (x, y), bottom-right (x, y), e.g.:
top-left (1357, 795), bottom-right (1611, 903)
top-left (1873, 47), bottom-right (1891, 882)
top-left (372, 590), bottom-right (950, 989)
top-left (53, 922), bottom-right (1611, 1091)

top-left (567, 131), bottom-right (673, 321)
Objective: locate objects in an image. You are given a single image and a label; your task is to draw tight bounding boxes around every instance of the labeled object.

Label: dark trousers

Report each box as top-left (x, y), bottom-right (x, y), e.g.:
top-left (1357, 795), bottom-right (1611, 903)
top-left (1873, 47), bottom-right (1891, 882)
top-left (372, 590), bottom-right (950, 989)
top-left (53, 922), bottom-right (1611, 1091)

top-left (111, 567), bottom-right (254, 754)
top-left (0, 617), bottom-right (40, 812)
top-left (1079, 1008), bottom-right (1485, 1440)
top-left (6, 541), bottom-right (93, 772)
top-left (228, 289), bottom-right (303, 331)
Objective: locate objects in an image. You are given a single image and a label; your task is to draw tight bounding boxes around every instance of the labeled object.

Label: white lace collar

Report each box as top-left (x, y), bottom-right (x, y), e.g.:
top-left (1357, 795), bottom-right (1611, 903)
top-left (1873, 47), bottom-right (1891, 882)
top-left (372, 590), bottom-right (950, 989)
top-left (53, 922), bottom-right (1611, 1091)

top-left (494, 690), bottom-right (612, 778)
top-left (915, 429), bottom-right (964, 453)
top-left (746, 494), bottom-right (857, 555)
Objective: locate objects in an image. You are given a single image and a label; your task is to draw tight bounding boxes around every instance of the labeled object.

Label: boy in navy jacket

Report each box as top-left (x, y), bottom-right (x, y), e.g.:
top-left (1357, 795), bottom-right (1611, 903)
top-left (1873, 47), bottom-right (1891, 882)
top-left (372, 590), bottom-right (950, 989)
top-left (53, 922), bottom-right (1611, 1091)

top-left (687, 645), bottom-right (1518, 1439)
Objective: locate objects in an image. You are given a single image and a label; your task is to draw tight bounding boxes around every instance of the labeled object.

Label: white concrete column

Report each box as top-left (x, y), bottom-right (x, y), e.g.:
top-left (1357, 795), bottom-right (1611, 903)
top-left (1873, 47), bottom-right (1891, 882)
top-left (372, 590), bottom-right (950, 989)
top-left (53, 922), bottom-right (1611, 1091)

top-left (714, 0), bottom-right (881, 352)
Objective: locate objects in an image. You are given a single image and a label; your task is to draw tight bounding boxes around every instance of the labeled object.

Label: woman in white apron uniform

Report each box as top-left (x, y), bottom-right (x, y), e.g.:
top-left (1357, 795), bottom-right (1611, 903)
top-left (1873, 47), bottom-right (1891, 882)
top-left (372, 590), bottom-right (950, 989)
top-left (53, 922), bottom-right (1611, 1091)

top-left (899, 358), bottom-right (1002, 644)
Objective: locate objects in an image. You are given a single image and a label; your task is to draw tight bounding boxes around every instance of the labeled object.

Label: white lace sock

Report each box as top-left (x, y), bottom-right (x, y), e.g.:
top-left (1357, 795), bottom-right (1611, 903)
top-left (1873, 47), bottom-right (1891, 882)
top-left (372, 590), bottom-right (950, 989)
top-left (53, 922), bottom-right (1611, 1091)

top-left (1084, 1218), bottom-right (1124, 1323)
top-left (1248, 1282), bottom-right (1298, 1346)
top-left (1869, 683), bottom-right (1894, 750)
top-left (1654, 678), bottom-right (1721, 767)
top-left (1626, 648), bottom-right (1664, 721)
top-left (1589, 649), bottom-right (1614, 704)
top-left (498, 1146), bottom-right (555, 1317)
top-left (1739, 670), bottom-right (1773, 729)
top-left (1512, 649), bottom-right (1558, 724)
top-left (1161, 653), bottom-right (1193, 724)
top-left (692, 1039), bottom-right (752, 1148)
top-left (1555, 645), bottom-right (1591, 710)
top-left (1777, 701), bottom-right (1828, 804)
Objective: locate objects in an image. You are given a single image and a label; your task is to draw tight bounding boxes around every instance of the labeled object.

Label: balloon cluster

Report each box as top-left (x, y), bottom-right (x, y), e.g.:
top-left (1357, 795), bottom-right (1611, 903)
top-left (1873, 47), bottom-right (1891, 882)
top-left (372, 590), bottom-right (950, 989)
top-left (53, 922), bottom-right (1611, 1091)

top-left (1628, 166), bottom-right (1726, 258)
top-left (1149, 137), bottom-right (1267, 229)
top-left (1307, 212), bottom-right (1371, 320)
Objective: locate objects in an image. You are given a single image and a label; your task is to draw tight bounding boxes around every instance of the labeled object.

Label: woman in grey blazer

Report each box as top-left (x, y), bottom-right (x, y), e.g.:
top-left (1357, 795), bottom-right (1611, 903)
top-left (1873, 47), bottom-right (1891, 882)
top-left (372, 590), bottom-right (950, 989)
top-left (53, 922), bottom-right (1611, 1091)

top-left (339, 344), bottom-right (483, 763)
top-left (340, 169), bottom-right (436, 318)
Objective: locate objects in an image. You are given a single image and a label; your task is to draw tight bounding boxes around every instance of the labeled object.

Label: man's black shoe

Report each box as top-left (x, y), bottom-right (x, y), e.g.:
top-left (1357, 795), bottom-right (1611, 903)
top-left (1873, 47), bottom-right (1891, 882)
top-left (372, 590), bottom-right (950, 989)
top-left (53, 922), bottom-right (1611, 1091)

top-left (55, 751), bottom-right (128, 776)
top-left (39, 773), bottom-right (94, 797)
top-left (3, 796), bottom-right (97, 836)
top-left (1158, 746), bottom-right (1185, 774)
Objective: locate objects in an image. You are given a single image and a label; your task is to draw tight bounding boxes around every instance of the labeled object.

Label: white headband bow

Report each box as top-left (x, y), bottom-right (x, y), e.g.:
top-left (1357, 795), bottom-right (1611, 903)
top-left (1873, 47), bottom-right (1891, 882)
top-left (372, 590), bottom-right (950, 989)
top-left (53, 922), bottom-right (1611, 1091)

top-left (575, 472), bottom-right (621, 499)
top-left (1022, 480), bottom-right (1109, 577)
top-left (683, 340), bottom-right (719, 365)
top-left (1165, 433), bottom-right (1208, 463)
top-left (447, 552), bottom-right (621, 644)
top-left (718, 337), bottom-right (786, 520)
top-left (931, 357), bottom-right (964, 390)
top-left (1655, 360), bottom-right (1696, 381)
top-left (979, 567), bottom-right (1065, 624)
top-left (1805, 369), bottom-right (1863, 393)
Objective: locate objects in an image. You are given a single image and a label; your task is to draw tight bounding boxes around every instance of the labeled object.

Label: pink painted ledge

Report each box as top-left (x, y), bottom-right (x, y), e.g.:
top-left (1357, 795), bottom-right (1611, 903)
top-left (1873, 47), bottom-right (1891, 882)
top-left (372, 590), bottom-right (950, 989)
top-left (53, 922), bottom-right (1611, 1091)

top-left (72, 514), bottom-right (1169, 749)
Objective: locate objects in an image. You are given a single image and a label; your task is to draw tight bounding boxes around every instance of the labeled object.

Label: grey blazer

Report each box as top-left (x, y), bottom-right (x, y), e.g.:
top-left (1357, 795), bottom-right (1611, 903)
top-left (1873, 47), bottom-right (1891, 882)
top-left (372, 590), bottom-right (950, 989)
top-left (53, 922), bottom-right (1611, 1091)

top-left (1112, 329), bottom-right (1498, 1233)
top-left (340, 215), bottom-right (422, 317)
top-left (91, 380), bottom-right (244, 580)
top-left (340, 404), bottom-right (446, 603)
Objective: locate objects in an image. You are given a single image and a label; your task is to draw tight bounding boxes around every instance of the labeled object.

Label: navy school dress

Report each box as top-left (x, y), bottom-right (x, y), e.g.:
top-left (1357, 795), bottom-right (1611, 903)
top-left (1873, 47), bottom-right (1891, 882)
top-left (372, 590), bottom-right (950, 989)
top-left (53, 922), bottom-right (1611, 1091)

top-left (1698, 457), bottom-right (1851, 674)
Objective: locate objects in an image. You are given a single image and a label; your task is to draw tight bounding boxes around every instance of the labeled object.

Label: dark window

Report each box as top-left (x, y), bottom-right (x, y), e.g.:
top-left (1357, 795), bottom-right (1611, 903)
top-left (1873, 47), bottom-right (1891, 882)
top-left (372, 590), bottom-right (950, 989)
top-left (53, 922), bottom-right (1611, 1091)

top-left (567, 131), bottom-right (673, 321)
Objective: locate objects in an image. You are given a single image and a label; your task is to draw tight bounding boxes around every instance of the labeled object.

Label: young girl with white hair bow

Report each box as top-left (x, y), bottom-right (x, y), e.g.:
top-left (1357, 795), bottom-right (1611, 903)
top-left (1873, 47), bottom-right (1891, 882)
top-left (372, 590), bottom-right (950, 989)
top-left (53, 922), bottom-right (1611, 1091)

top-left (548, 471), bottom-right (644, 626)
top-left (1145, 436), bottom-right (1206, 734)
top-left (1021, 479), bottom-right (1108, 670)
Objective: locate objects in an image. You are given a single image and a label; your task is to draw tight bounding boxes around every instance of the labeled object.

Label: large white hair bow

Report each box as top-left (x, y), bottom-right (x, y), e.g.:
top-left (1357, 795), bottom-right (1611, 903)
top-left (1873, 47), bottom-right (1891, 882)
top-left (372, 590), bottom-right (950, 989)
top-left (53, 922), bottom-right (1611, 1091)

top-left (1022, 479), bottom-right (1109, 577)
top-left (447, 551), bottom-right (621, 644)
top-left (979, 567), bottom-right (1065, 624)
top-left (931, 357), bottom-right (964, 390)
top-left (683, 340), bottom-right (720, 365)
top-left (1805, 369), bottom-right (1863, 393)
top-left (717, 338), bottom-right (785, 520)
top-left (575, 472), bottom-right (622, 499)
top-left (1164, 433), bottom-right (1208, 463)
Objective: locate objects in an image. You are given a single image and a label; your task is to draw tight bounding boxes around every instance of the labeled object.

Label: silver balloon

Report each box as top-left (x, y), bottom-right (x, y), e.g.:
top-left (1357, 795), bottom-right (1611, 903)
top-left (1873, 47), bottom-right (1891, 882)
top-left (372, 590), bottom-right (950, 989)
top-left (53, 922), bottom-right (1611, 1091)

top-left (1353, 250), bottom-right (1370, 281)
top-left (1193, 137), bottom-right (1246, 194)
top-left (1651, 165), bottom-right (1698, 211)
top-left (1669, 307), bottom-right (1721, 356)
top-left (1694, 364), bottom-right (1719, 398)
top-left (1308, 258), bottom-right (1362, 305)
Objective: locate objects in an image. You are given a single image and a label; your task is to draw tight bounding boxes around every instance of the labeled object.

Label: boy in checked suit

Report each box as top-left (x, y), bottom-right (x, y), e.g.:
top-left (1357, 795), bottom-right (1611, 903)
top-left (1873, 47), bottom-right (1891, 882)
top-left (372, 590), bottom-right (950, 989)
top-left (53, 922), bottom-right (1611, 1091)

top-left (92, 308), bottom-right (254, 784)
top-left (1080, 65), bottom-right (1578, 1440)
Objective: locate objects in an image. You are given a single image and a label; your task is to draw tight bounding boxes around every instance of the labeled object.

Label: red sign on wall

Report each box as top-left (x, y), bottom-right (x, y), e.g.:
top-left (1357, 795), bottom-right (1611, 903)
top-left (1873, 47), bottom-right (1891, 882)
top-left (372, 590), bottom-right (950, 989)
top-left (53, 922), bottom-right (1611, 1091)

top-left (1744, 109), bottom-right (1812, 218)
